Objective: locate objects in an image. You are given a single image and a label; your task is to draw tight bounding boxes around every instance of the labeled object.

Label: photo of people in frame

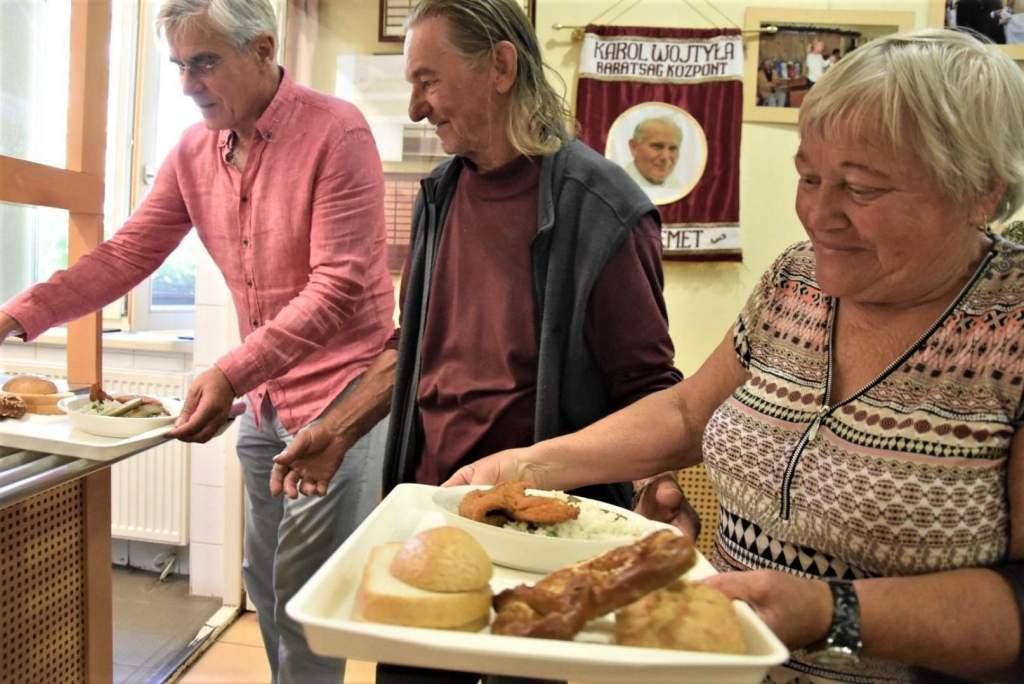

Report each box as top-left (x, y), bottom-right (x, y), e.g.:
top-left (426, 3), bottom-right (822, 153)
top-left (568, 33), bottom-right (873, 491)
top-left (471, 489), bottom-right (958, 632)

top-left (754, 21), bottom-right (900, 109)
top-left (946, 1), bottom-right (1024, 45)
top-left (605, 102), bottom-right (707, 206)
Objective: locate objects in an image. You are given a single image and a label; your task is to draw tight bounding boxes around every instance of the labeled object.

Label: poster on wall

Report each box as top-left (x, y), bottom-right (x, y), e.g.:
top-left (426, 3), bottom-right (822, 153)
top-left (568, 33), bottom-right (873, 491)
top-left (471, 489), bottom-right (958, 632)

top-left (576, 26), bottom-right (743, 260)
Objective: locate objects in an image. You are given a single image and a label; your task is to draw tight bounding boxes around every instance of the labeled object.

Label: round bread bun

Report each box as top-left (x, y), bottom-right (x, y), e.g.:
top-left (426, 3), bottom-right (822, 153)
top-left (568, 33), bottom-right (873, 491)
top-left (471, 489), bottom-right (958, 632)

top-left (2, 374), bottom-right (58, 395)
top-left (390, 526), bottom-right (492, 593)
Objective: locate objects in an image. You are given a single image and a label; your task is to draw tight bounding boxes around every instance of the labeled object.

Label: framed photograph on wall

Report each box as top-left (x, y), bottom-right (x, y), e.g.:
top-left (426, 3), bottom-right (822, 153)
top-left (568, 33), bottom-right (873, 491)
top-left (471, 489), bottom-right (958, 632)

top-left (379, 0), bottom-right (535, 42)
top-left (742, 8), bottom-right (915, 125)
top-left (935, 0), bottom-right (1024, 60)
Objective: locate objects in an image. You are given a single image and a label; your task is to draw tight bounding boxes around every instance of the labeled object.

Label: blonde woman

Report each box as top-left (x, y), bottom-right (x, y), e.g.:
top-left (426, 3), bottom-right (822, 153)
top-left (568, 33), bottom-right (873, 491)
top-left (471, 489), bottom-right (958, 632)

top-left (451, 29), bottom-right (1024, 683)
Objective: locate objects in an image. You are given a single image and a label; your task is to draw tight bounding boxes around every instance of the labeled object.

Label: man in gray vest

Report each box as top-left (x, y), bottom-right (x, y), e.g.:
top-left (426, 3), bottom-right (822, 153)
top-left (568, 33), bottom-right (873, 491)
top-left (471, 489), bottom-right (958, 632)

top-left (272, 1), bottom-right (692, 676)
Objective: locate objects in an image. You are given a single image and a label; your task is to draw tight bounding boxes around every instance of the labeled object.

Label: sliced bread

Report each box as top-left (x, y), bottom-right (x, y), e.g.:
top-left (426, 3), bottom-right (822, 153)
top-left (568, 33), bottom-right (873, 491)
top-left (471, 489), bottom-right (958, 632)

top-left (356, 543), bottom-right (492, 630)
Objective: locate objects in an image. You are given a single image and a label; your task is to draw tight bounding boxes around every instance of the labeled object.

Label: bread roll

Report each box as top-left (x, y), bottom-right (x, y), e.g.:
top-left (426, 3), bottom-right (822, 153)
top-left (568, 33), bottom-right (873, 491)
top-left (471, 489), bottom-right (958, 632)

top-left (356, 543), bottom-right (491, 629)
top-left (615, 580), bottom-right (746, 654)
top-left (390, 526), bottom-right (492, 593)
top-left (2, 374), bottom-right (58, 395)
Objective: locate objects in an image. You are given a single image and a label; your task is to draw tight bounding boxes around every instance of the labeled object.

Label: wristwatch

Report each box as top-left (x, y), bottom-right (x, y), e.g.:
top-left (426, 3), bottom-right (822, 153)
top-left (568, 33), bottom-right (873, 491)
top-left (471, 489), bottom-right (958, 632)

top-left (805, 579), bottom-right (862, 668)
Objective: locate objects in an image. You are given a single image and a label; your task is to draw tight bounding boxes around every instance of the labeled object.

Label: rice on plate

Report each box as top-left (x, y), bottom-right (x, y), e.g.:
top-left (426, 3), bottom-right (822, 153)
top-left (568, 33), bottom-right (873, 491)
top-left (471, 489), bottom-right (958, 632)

top-left (432, 485), bottom-right (678, 573)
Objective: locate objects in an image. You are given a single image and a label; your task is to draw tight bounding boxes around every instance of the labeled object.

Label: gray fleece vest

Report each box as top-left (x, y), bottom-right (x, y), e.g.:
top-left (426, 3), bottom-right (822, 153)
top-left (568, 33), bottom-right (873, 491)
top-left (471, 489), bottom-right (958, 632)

top-left (383, 140), bottom-right (658, 509)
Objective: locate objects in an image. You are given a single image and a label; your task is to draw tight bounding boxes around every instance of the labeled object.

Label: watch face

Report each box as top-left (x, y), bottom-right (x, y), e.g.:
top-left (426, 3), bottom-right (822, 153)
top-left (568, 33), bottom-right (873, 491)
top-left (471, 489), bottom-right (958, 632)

top-left (806, 645), bottom-right (860, 668)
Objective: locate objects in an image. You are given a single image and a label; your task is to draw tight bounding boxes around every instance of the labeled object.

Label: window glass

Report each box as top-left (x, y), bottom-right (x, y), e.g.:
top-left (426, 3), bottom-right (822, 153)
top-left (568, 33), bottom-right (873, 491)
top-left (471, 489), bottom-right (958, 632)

top-left (144, 43), bottom-right (203, 313)
top-left (0, 0), bottom-right (71, 168)
top-left (0, 202), bottom-right (68, 305)
top-left (152, 231), bottom-right (200, 307)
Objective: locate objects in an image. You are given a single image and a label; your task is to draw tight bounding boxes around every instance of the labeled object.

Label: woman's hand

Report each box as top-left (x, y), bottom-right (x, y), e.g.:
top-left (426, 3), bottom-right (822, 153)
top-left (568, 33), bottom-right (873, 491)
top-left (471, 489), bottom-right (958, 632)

top-left (703, 570), bottom-right (833, 649)
top-left (443, 447), bottom-right (561, 489)
top-left (633, 472), bottom-right (701, 539)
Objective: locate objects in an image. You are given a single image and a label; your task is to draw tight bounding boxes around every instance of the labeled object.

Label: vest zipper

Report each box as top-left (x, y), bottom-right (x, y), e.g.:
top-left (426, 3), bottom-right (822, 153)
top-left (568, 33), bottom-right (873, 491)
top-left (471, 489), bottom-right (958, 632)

top-left (777, 246), bottom-right (996, 521)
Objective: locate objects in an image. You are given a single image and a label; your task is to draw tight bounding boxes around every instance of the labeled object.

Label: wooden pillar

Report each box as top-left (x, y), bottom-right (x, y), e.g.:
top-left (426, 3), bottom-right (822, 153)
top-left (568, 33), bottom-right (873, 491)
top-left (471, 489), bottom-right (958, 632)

top-left (66, 0), bottom-right (111, 389)
top-left (83, 470), bottom-right (113, 684)
top-left (67, 2), bottom-right (113, 681)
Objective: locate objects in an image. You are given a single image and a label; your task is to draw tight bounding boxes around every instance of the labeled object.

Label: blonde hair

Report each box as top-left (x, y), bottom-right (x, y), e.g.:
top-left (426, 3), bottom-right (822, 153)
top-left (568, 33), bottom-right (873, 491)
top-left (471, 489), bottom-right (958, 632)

top-left (800, 28), bottom-right (1024, 222)
top-left (407, 0), bottom-right (573, 157)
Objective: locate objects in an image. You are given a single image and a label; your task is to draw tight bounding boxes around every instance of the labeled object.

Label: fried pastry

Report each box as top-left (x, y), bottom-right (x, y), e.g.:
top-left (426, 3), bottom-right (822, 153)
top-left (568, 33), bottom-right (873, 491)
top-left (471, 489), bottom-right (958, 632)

top-left (491, 529), bottom-right (696, 640)
top-left (615, 580), bottom-right (746, 654)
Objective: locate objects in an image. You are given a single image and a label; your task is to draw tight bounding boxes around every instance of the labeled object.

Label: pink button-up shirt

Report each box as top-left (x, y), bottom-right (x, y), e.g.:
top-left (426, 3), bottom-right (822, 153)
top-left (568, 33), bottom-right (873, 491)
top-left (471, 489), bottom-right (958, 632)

top-left (2, 72), bottom-right (395, 433)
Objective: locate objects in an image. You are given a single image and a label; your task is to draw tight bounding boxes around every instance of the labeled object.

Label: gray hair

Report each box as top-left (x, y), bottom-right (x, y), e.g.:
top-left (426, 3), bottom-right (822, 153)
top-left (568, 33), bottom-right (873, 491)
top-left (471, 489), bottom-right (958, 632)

top-left (407, 0), bottom-right (573, 157)
top-left (157, 0), bottom-right (278, 53)
top-left (800, 28), bottom-right (1024, 223)
top-left (632, 117), bottom-right (682, 144)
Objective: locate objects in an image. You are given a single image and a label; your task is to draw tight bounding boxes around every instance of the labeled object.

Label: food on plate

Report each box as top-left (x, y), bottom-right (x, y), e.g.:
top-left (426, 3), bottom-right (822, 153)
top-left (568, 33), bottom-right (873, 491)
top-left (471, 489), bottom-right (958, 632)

top-left (2, 374), bottom-right (58, 395)
top-left (390, 526), bottom-right (492, 593)
top-left (457, 482), bottom-right (650, 541)
top-left (355, 526), bottom-right (493, 630)
top-left (459, 481), bottom-right (580, 527)
top-left (0, 394), bottom-right (27, 420)
top-left (1, 374), bottom-right (67, 414)
top-left (491, 529), bottom-right (695, 640)
top-left (80, 383), bottom-right (170, 418)
top-left (615, 580), bottom-right (746, 654)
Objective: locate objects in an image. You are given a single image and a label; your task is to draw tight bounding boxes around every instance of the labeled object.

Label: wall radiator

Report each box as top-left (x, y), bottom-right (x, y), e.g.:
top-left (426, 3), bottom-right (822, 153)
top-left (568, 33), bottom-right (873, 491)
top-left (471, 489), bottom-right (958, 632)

top-left (1, 363), bottom-right (190, 545)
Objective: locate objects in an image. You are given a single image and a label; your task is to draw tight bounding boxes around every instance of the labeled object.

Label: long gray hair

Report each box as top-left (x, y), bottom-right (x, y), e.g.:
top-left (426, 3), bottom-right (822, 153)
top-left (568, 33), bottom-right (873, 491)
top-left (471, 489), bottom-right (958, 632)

top-left (407, 0), bottom-right (573, 157)
top-left (157, 0), bottom-right (278, 53)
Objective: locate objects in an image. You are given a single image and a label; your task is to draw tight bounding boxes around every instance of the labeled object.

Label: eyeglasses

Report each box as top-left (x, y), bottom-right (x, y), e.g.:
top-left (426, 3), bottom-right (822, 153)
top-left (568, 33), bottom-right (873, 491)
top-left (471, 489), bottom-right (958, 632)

top-left (172, 55), bottom-right (221, 77)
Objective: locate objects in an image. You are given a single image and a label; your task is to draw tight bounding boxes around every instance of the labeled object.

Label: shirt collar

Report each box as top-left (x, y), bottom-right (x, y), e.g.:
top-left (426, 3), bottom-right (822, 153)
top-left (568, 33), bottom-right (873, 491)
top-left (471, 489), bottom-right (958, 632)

top-left (217, 66), bottom-right (294, 150)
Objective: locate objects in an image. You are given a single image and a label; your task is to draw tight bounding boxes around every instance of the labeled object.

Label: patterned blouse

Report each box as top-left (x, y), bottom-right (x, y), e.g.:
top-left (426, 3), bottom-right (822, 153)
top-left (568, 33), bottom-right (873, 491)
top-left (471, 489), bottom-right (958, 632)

top-left (702, 236), bottom-right (1024, 683)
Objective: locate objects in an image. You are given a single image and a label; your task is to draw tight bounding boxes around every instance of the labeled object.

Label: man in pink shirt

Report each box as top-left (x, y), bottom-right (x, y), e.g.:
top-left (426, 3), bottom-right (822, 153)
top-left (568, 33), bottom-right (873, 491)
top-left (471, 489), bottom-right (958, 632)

top-left (0, 1), bottom-right (393, 681)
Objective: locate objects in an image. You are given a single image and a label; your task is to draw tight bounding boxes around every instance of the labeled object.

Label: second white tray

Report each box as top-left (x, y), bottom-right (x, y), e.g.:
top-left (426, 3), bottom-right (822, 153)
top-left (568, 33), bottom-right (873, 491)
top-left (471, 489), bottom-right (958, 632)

top-left (0, 413), bottom-right (175, 461)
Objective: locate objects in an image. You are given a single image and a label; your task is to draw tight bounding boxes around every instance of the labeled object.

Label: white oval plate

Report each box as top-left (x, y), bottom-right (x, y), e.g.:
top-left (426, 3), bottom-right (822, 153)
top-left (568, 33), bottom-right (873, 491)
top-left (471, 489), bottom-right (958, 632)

top-left (432, 485), bottom-right (679, 573)
top-left (58, 395), bottom-right (181, 438)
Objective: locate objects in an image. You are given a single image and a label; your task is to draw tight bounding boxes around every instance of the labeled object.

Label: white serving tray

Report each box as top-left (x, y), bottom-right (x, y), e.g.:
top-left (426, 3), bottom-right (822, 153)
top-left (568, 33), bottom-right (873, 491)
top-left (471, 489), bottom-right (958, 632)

top-left (288, 483), bottom-right (789, 683)
top-left (0, 412), bottom-right (174, 461)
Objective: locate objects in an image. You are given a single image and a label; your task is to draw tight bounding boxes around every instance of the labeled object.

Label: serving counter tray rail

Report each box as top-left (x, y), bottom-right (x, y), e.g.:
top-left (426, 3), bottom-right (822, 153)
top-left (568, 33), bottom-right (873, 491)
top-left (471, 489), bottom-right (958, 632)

top-left (288, 483), bottom-right (789, 683)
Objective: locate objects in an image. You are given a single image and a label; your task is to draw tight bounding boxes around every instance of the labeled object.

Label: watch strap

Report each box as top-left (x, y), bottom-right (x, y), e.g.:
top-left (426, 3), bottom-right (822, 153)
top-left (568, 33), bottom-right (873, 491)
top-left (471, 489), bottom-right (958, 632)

top-left (825, 579), bottom-right (862, 655)
top-left (806, 579), bottom-right (862, 667)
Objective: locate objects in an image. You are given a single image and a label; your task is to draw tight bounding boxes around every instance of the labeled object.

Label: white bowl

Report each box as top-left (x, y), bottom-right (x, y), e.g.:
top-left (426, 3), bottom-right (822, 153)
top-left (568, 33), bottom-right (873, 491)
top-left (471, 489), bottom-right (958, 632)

top-left (58, 395), bottom-right (181, 438)
top-left (432, 485), bottom-right (679, 573)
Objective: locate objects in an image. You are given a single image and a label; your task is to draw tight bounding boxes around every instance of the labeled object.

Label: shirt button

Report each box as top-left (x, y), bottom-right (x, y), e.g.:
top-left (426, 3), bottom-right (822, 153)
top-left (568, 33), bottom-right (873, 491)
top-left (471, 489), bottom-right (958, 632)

top-left (242, 239), bottom-right (249, 246)
top-left (252, 320), bottom-right (259, 327)
top-left (246, 280), bottom-right (253, 288)
top-left (240, 196), bottom-right (248, 203)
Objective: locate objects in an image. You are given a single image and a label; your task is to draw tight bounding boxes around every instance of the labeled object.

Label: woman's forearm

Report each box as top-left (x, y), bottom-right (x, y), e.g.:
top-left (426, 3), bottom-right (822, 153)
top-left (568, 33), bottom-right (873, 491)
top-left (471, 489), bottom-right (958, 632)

top-left (858, 568), bottom-right (1020, 680)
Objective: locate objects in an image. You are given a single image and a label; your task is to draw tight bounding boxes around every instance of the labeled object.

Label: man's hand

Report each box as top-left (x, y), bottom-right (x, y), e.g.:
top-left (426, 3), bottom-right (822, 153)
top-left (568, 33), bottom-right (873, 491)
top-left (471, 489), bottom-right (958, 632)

top-left (168, 366), bottom-right (235, 443)
top-left (633, 472), bottom-right (701, 539)
top-left (703, 570), bottom-right (832, 649)
top-left (270, 422), bottom-right (352, 499)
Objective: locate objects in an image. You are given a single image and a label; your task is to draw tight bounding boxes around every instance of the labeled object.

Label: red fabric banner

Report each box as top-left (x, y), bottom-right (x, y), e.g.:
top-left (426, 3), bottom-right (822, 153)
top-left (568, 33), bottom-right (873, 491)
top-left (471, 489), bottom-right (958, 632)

top-left (575, 26), bottom-right (743, 259)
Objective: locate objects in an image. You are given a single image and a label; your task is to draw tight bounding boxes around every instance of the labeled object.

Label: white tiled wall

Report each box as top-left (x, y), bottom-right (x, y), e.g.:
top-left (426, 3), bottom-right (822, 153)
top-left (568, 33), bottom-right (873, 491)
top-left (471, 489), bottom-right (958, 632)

top-left (189, 249), bottom-right (242, 600)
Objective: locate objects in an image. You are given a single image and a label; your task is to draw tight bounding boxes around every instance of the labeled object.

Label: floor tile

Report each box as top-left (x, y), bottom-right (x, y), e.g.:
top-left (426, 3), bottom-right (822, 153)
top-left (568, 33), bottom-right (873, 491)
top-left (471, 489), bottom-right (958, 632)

top-left (178, 611), bottom-right (380, 683)
top-left (345, 659), bottom-right (376, 683)
top-left (178, 642), bottom-right (273, 683)
top-left (218, 612), bottom-right (264, 648)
